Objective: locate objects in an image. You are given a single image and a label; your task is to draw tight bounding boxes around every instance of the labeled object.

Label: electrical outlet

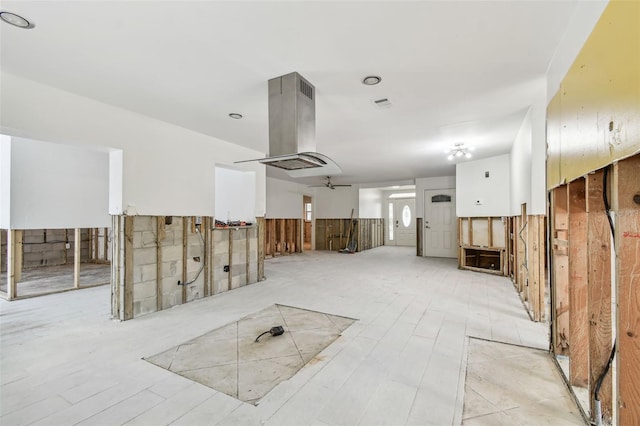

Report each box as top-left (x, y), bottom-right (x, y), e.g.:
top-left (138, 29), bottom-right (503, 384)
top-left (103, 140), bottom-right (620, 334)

top-left (65, 243), bottom-right (71, 249)
top-left (475, 200), bottom-right (482, 205)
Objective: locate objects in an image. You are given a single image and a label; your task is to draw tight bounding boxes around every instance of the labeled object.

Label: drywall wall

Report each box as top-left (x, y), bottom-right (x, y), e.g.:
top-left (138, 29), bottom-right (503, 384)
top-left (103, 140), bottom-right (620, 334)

top-left (456, 155), bottom-right (510, 217)
top-left (415, 176), bottom-right (456, 218)
top-left (547, 0), bottom-right (640, 189)
top-left (265, 177), bottom-right (306, 219)
top-left (0, 71), bottom-right (266, 218)
top-left (315, 186), bottom-right (359, 219)
top-left (546, 1), bottom-right (608, 102)
top-left (215, 166), bottom-right (256, 222)
top-left (359, 188), bottom-right (383, 218)
top-left (510, 109), bottom-right (533, 215)
top-left (0, 136), bottom-right (10, 229)
top-left (9, 136), bottom-right (111, 229)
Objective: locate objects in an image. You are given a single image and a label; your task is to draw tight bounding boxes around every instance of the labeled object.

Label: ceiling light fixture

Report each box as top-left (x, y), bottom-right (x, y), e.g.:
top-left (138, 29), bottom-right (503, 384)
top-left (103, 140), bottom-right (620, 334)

top-left (446, 143), bottom-right (474, 161)
top-left (0, 11), bottom-right (34, 28)
top-left (362, 75), bottom-right (382, 86)
top-left (228, 113), bottom-right (243, 119)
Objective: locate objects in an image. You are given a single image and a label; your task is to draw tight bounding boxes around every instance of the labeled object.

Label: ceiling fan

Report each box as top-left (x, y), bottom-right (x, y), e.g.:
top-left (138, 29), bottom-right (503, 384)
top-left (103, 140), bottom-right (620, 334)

top-left (308, 176), bottom-right (352, 190)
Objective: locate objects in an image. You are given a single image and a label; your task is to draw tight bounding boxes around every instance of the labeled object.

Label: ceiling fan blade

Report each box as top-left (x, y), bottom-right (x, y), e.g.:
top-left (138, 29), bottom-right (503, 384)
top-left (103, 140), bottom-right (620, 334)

top-left (332, 184), bottom-right (352, 187)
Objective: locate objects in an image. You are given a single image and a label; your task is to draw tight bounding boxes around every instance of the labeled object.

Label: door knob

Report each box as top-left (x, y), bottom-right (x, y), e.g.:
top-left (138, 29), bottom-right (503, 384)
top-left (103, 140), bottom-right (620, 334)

top-left (425, 225), bottom-right (431, 229)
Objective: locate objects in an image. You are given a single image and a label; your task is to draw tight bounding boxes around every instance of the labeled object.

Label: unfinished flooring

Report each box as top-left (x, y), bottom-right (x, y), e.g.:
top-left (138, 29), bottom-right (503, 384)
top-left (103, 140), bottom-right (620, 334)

top-left (0, 263), bottom-right (110, 299)
top-left (1, 247), bottom-right (576, 425)
top-left (462, 339), bottom-right (584, 425)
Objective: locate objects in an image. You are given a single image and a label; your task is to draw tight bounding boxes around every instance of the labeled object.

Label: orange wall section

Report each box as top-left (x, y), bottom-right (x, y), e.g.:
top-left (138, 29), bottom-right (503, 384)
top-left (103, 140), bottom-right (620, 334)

top-left (547, 0), bottom-right (640, 190)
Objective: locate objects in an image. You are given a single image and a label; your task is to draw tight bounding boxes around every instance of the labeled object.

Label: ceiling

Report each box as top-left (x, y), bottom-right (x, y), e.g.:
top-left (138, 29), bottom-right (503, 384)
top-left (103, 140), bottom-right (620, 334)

top-left (1, 1), bottom-right (586, 186)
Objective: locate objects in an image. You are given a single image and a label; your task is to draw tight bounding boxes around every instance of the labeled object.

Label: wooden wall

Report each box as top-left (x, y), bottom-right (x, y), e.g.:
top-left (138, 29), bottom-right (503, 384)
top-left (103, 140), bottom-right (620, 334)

top-left (264, 219), bottom-right (302, 257)
top-left (315, 218), bottom-right (384, 252)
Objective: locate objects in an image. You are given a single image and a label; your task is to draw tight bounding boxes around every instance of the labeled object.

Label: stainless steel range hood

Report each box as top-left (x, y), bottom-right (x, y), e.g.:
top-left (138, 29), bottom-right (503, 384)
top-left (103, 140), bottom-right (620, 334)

top-left (236, 72), bottom-right (341, 177)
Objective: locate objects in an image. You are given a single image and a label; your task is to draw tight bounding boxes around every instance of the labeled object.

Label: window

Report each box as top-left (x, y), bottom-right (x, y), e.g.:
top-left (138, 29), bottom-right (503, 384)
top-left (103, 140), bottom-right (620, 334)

top-left (402, 205), bottom-right (411, 227)
top-left (305, 202), bottom-right (312, 221)
top-left (388, 202), bottom-right (394, 240)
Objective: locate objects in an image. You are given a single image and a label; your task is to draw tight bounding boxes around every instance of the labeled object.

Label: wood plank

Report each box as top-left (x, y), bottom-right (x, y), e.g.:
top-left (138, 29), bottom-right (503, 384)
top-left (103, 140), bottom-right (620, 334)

top-left (568, 179), bottom-right (589, 387)
top-left (528, 216), bottom-right (540, 320)
top-left (93, 228), bottom-right (99, 262)
top-left (74, 228), bottom-right (81, 288)
top-left (245, 227), bottom-right (250, 284)
top-left (553, 188), bottom-right (570, 355)
top-left (614, 155), bottom-right (640, 425)
top-left (586, 170), bottom-right (613, 420)
top-left (228, 228), bottom-right (233, 291)
top-left (103, 227), bottom-right (109, 262)
top-left (124, 216), bottom-right (134, 320)
top-left (488, 217), bottom-right (493, 247)
top-left (279, 219), bottom-right (285, 255)
top-left (156, 217), bottom-right (163, 310)
top-left (257, 217), bottom-right (265, 281)
top-left (269, 219), bottom-right (276, 257)
top-left (6, 230), bottom-right (20, 300)
top-left (182, 217), bottom-right (187, 304)
top-left (203, 217), bottom-right (210, 297)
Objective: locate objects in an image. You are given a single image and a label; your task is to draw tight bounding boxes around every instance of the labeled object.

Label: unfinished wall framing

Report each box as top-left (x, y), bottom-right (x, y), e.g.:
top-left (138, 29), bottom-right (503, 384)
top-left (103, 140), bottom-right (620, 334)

top-left (0, 227), bottom-right (112, 300)
top-left (111, 215), bottom-right (263, 320)
top-left (458, 217), bottom-right (508, 275)
top-left (548, 155), bottom-right (640, 424)
top-left (264, 218), bottom-right (302, 257)
top-left (315, 218), bottom-right (384, 252)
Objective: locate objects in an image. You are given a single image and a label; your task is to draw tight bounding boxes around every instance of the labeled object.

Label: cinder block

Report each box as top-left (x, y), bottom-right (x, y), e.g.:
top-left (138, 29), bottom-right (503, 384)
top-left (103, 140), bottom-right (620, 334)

top-left (134, 216), bottom-right (153, 232)
top-left (161, 245), bottom-right (182, 262)
top-left (133, 247), bottom-right (156, 266)
top-left (215, 241), bottom-right (229, 254)
top-left (134, 263), bottom-right (157, 284)
top-left (23, 231), bottom-right (45, 244)
top-left (134, 280), bottom-right (157, 300)
top-left (134, 297), bottom-right (157, 317)
top-left (162, 292), bottom-right (182, 310)
top-left (161, 260), bottom-right (180, 279)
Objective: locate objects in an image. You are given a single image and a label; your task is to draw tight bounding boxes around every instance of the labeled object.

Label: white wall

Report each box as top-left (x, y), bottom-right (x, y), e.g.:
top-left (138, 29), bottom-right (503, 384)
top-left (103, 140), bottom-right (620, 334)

top-left (0, 135), bottom-right (11, 228)
top-left (456, 155), bottom-right (511, 217)
top-left (0, 71), bottom-right (266, 218)
top-left (315, 186), bottom-right (359, 219)
top-left (510, 109), bottom-right (533, 215)
top-left (9, 136), bottom-right (111, 229)
top-left (265, 177), bottom-right (307, 219)
top-left (415, 176), bottom-right (456, 218)
top-left (359, 188), bottom-right (383, 218)
top-left (215, 166), bottom-right (256, 222)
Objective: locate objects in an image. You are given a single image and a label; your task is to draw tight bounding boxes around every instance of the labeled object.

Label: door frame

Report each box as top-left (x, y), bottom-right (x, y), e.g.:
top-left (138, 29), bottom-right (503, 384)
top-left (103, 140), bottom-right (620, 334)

top-left (423, 188), bottom-right (457, 258)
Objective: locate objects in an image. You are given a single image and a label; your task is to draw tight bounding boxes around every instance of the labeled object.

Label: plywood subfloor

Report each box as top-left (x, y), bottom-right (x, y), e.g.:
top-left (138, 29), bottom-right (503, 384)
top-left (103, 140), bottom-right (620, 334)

top-left (462, 339), bottom-right (584, 425)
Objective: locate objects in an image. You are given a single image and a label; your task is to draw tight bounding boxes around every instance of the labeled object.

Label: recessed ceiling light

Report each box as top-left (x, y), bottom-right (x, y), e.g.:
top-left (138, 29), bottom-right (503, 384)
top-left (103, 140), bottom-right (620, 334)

top-left (0, 11), bottom-right (34, 29)
top-left (228, 113), bottom-right (243, 119)
top-left (362, 76), bottom-right (382, 86)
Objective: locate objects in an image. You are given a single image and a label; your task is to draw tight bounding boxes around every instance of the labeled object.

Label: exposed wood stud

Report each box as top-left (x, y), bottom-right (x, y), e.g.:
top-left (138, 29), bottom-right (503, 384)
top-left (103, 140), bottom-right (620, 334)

top-left (587, 171), bottom-right (613, 420)
top-left (228, 228), bottom-right (233, 291)
top-left (124, 216), bottom-right (134, 320)
top-left (245, 227), bottom-right (250, 285)
top-left (613, 155), bottom-right (640, 425)
top-left (182, 217), bottom-right (187, 304)
top-left (568, 179), bottom-right (589, 387)
top-left (103, 227), bottom-right (108, 262)
top-left (203, 217), bottom-right (210, 297)
top-left (74, 228), bottom-right (81, 289)
top-left (257, 217), bottom-right (265, 281)
top-left (156, 217), bottom-right (163, 311)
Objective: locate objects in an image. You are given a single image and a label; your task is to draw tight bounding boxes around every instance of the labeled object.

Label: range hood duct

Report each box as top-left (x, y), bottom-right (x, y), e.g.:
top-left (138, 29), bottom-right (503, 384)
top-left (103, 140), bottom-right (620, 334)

top-left (236, 72), bottom-right (341, 177)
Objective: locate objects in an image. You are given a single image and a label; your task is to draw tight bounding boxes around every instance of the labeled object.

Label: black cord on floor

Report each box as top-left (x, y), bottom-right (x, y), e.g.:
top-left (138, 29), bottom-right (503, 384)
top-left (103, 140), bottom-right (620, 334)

top-left (254, 331), bottom-right (270, 342)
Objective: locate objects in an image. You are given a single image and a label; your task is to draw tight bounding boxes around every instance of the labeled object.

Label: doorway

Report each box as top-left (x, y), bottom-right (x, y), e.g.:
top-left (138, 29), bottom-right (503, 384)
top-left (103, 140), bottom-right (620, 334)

top-left (303, 196), bottom-right (312, 251)
top-left (387, 198), bottom-right (416, 247)
top-left (423, 189), bottom-right (457, 257)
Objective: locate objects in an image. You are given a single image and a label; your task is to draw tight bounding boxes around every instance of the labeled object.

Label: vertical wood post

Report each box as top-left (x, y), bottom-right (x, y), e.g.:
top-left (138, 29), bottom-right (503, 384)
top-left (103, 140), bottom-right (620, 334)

top-left (124, 216), bottom-right (134, 320)
top-left (74, 228), bottom-right (81, 288)
top-left (228, 228), bottom-right (233, 291)
top-left (245, 227), bottom-right (250, 284)
top-left (587, 170), bottom-right (613, 420)
top-left (568, 179), bottom-right (589, 387)
top-left (103, 227), bottom-right (108, 262)
top-left (257, 217), bottom-right (265, 281)
top-left (156, 217), bottom-right (164, 311)
top-left (552, 188), bottom-right (570, 354)
top-left (182, 217), bottom-right (188, 303)
top-left (7, 229), bottom-right (22, 300)
top-left (614, 155), bottom-right (640, 425)
top-left (203, 217), bottom-right (210, 297)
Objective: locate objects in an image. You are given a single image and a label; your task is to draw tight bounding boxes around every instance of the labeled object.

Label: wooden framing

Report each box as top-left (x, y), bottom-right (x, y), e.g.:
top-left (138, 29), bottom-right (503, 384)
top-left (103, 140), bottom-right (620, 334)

top-left (123, 216), bottom-right (134, 320)
top-left (458, 217), bottom-right (507, 276)
top-left (527, 215), bottom-right (545, 322)
top-left (257, 217), bottom-right (265, 281)
top-left (264, 218), bottom-right (301, 257)
top-left (568, 179), bottom-right (589, 387)
top-left (614, 155), bottom-right (640, 425)
top-left (74, 228), bottom-right (81, 289)
top-left (587, 170), bottom-right (613, 420)
top-left (6, 230), bottom-right (23, 300)
top-left (552, 188), bottom-right (570, 353)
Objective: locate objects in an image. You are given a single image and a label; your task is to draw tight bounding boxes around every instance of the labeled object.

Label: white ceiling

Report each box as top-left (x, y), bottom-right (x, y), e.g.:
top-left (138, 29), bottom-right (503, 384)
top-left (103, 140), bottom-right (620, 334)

top-left (1, 1), bottom-right (587, 186)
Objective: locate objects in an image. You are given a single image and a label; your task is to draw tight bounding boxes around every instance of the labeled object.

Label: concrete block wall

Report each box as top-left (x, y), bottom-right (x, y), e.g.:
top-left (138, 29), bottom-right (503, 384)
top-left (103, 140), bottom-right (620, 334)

top-left (123, 216), bottom-right (260, 320)
top-left (131, 216), bottom-right (159, 317)
top-left (21, 229), bottom-right (90, 269)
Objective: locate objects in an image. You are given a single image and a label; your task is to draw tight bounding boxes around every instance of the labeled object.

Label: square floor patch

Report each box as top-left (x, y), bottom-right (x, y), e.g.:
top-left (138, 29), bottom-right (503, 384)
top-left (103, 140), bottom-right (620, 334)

top-left (144, 304), bottom-right (356, 404)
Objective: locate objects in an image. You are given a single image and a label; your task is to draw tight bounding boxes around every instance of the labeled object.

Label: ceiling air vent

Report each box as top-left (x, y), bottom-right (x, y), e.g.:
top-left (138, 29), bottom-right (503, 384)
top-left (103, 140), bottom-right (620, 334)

top-left (374, 98), bottom-right (392, 108)
top-left (299, 79), bottom-right (313, 100)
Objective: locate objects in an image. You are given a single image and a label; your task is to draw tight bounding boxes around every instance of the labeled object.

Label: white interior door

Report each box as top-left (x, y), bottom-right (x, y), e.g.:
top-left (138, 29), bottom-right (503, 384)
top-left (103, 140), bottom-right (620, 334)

top-left (424, 189), bottom-right (457, 257)
top-left (387, 199), bottom-right (416, 247)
